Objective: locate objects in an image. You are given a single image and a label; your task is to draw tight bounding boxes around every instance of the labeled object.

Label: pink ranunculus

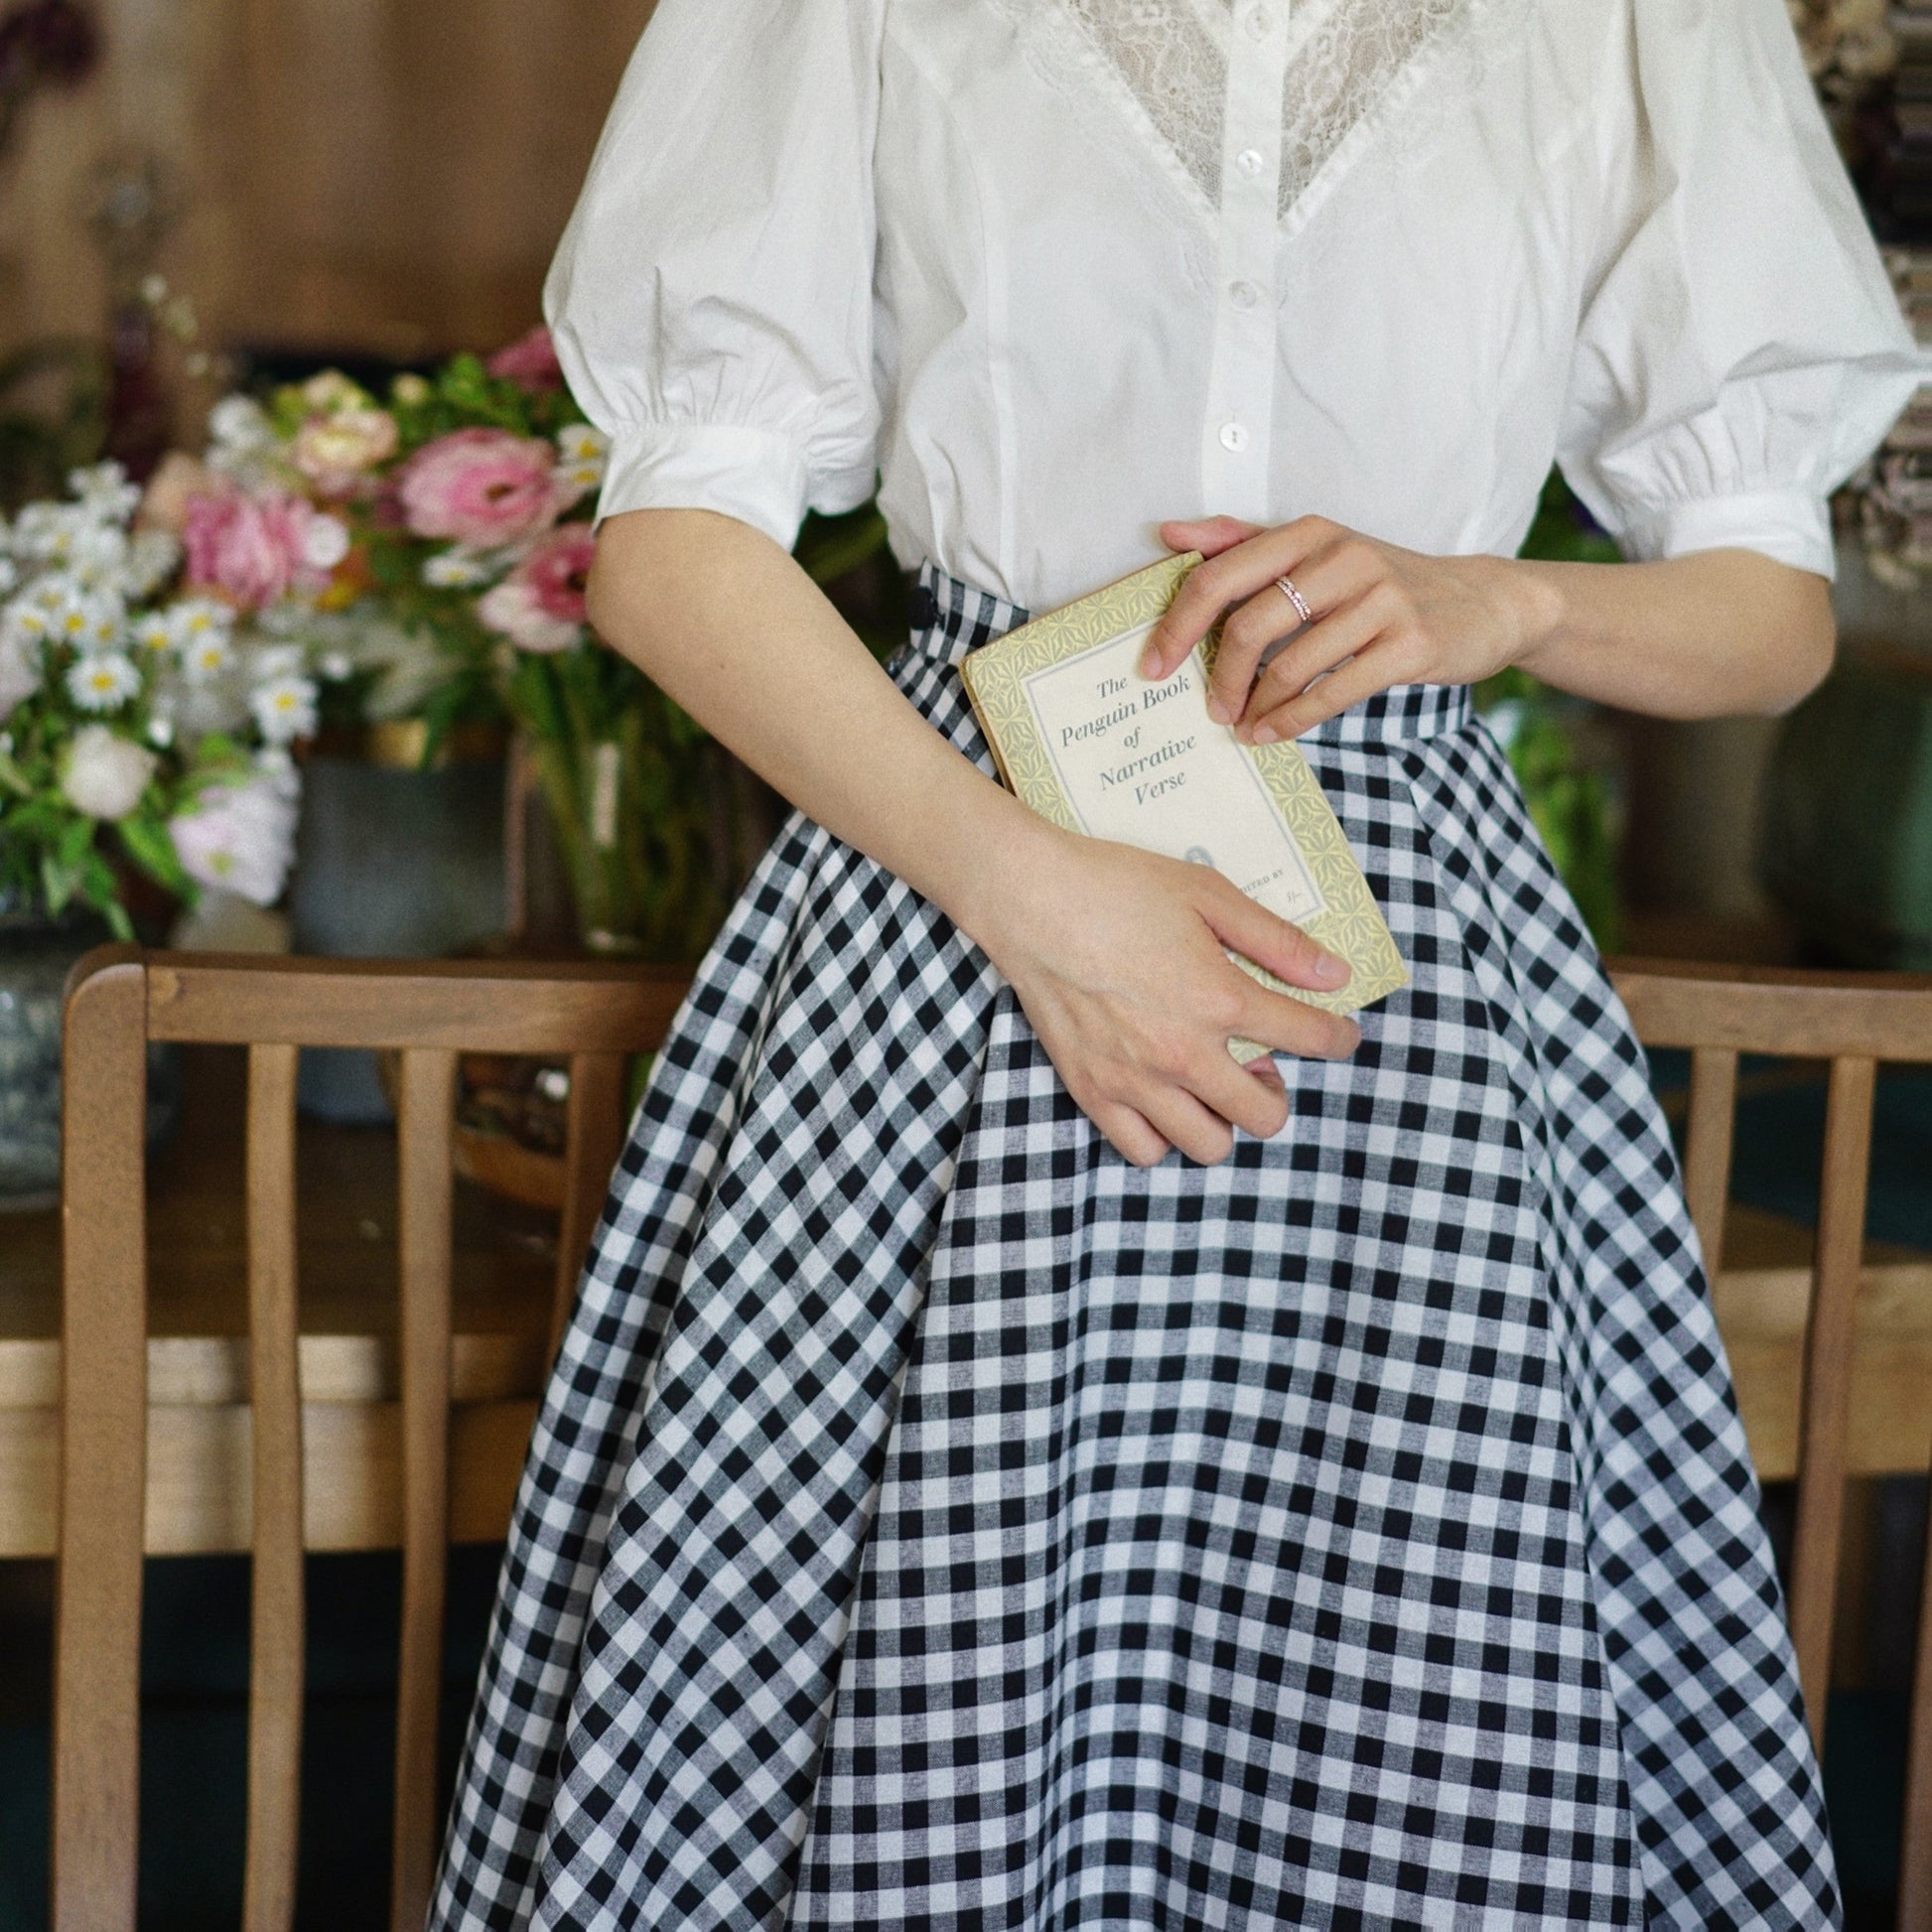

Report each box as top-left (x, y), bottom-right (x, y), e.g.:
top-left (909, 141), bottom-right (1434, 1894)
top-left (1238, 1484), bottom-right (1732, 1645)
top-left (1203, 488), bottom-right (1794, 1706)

top-left (477, 523), bottom-right (596, 653)
top-left (519, 523), bottom-right (597, 623)
top-left (181, 487), bottom-right (324, 612)
top-left (478, 578), bottom-right (582, 654)
top-left (397, 427), bottom-right (565, 548)
top-left (485, 325), bottom-right (563, 391)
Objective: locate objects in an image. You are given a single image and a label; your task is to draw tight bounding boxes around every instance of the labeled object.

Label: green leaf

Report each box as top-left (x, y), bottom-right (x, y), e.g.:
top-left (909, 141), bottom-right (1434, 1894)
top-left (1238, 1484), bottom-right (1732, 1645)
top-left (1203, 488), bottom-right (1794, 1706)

top-left (117, 813), bottom-right (191, 896)
top-left (39, 850), bottom-right (76, 915)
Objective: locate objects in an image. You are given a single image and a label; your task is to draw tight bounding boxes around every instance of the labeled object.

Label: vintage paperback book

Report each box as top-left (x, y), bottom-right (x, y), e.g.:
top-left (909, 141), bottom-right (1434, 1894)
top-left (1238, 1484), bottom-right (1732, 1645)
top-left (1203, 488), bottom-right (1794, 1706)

top-left (959, 550), bottom-right (1406, 1060)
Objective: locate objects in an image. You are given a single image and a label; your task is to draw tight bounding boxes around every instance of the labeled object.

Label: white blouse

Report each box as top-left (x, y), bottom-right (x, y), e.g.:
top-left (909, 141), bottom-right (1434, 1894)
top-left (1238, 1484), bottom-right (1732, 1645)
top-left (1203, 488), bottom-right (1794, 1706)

top-left (546, 0), bottom-right (1930, 615)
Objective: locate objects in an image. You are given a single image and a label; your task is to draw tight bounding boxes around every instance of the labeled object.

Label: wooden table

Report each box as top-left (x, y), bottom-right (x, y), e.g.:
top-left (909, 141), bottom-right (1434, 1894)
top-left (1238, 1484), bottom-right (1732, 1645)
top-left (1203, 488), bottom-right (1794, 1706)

top-left (1, 1039), bottom-right (1929, 1561)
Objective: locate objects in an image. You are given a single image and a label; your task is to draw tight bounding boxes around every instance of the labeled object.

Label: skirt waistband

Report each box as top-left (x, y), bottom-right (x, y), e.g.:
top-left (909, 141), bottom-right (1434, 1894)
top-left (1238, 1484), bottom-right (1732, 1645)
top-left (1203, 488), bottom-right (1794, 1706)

top-left (904, 558), bottom-right (1473, 747)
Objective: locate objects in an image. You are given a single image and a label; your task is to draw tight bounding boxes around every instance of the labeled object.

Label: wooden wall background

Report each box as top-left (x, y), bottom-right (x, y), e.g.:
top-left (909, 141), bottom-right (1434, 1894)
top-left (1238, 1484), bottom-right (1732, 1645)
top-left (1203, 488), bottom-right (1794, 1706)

top-left (0, 0), bottom-right (656, 376)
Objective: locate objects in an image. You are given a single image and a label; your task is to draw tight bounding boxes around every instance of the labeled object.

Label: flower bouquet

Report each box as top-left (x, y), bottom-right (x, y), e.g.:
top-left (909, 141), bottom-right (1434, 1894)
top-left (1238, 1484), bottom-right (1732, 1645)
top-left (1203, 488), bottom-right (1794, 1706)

top-left (0, 459), bottom-right (324, 933)
top-left (154, 332), bottom-right (762, 962)
top-left (0, 458), bottom-right (328, 1202)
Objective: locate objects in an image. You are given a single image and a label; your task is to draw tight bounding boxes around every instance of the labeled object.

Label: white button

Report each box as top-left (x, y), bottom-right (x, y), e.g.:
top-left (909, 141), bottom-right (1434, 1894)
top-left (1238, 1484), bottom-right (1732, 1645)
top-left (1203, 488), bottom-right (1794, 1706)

top-left (1218, 420), bottom-right (1249, 453)
top-left (1228, 279), bottom-right (1259, 310)
top-left (1245, 7), bottom-right (1274, 37)
top-left (1236, 147), bottom-right (1266, 178)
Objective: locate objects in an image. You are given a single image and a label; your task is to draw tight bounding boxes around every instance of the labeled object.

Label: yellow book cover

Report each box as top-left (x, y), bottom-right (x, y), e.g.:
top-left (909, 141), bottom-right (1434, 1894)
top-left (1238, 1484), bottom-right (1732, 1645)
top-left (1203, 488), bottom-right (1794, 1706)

top-left (959, 550), bottom-right (1407, 1059)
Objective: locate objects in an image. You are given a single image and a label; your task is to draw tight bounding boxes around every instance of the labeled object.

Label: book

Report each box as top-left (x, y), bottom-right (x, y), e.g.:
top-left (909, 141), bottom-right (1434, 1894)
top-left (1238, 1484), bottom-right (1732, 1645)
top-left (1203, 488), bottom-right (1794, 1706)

top-left (959, 550), bottom-right (1407, 1062)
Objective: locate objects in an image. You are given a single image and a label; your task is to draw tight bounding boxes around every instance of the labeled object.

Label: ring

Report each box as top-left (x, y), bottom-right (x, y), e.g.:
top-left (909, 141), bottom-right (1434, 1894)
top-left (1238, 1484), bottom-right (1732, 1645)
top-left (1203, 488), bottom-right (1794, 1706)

top-left (1276, 575), bottom-right (1313, 624)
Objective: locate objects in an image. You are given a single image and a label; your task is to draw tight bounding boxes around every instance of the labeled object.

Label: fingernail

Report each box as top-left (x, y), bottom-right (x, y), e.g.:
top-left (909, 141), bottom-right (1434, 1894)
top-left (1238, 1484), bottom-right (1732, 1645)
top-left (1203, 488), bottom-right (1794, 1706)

top-left (1206, 697), bottom-right (1231, 726)
top-left (1139, 643), bottom-right (1163, 678)
top-left (1250, 724), bottom-right (1276, 745)
top-left (1313, 950), bottom-right (1350, 987)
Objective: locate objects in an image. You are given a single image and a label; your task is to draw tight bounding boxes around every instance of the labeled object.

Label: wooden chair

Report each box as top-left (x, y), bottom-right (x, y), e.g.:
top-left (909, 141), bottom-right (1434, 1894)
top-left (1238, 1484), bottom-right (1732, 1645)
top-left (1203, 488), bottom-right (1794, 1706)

top-left (1609, 958), bottom-right (1932, 1928)
top-left (52, 947), bottom-right (690, 1932)
top-left (48, 949), bottom-right (1932, 1924)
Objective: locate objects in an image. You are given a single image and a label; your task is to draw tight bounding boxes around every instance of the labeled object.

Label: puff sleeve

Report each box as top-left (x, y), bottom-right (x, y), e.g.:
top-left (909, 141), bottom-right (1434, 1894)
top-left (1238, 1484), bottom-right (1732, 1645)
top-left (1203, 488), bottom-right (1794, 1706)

top-left (542, 0), bottom-right (886, 549)
top-left (1554, 0), bottom-right (1929, 579)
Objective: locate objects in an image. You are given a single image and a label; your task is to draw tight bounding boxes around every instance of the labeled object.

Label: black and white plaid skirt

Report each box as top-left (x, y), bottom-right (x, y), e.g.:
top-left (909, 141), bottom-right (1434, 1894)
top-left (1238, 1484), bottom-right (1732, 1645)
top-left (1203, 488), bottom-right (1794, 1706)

top-left (431, 561), bottom-right (1837, 1930)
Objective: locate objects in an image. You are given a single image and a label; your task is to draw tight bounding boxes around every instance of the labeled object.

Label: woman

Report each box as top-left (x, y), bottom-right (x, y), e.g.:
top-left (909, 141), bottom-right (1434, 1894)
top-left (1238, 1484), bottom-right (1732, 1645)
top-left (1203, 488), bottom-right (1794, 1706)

top-left (433, 0), bottom-right (1924, 1924)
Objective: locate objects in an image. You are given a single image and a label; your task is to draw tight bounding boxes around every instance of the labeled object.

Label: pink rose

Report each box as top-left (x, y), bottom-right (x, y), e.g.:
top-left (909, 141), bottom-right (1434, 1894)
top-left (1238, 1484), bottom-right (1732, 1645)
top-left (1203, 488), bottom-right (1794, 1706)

top-left (485, 326), bottom-right (563, 391)
top-left (478, 523), bottom-right (595, 653)
top-left (397, 427), bottom-right (564, 548)
top-left (182, 487), bottom-right (340, 612)
top-left (292, 406), bottom-right (399, 495)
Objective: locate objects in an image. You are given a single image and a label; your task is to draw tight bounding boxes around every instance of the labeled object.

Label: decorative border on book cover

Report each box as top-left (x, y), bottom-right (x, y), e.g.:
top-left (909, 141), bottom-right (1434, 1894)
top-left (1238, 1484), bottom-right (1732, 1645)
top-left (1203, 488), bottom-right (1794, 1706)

top-left (960, 550), bottom-right (1407, 1019)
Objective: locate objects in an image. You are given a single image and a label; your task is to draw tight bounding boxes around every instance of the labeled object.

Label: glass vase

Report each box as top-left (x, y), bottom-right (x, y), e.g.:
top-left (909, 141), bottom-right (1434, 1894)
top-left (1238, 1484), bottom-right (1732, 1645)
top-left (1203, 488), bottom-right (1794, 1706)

top-left (528, 724), bottom-right (738, 963)
top-left (0, 882), bottom-right (181, 1210)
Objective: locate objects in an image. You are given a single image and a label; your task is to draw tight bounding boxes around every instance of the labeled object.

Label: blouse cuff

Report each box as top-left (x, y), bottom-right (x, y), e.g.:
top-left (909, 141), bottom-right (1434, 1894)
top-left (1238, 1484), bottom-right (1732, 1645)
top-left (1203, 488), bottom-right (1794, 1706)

top-left (594, 423), bottom-right (813, 550)
top-left (1615, 489), bottom-right (1838, 580)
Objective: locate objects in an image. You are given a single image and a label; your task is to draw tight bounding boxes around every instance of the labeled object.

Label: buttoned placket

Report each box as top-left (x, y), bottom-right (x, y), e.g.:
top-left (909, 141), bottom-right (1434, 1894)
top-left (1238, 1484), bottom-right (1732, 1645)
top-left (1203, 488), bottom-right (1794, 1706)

top-left (1200, 0), bottom-right (1291, 524)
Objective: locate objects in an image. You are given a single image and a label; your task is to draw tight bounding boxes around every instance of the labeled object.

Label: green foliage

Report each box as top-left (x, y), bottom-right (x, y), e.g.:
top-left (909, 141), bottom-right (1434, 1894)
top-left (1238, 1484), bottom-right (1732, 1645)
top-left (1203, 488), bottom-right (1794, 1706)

top-left (383, 355), bottom-right (583, 446)
top-left (0, 666), bottom-right (251, 932)
top-left (1482, 470), bottom-right (1625, 950)
top-left (1513, 469), bottom-right (1621, 569)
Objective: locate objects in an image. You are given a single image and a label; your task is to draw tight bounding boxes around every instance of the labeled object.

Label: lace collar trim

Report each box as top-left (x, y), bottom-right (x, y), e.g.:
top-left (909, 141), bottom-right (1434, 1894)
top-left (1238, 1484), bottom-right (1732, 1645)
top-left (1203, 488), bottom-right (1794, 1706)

top-left (985, 0), bottom-right (1519, 230)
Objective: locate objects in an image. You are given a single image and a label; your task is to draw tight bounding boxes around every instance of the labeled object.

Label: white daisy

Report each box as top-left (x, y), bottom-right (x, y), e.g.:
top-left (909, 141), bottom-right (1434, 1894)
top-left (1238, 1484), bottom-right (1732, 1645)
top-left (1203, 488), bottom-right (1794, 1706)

top-left (552, 460), bottom-right (606, 502)
top-left (423, 549), bottom-right (493, 589)
top-left (49, 588), bottom-right (127, 655)
top-left (251, 642), bottom-right (306, 681)
top-left (13, 502), bottom-right (93, 567)
top-left (556, 423), bottom-right (610, 466)
top-left (131, 612), bottom-right (174, 657)
top-left (165, 596), bottom-right (234, 657)
top-left (2, 598), bottom-right (52, 648)
top-left (119, 528), bottom-right (182, 600)
top-left (68, 462), bottom-right (142, 525)
top-left (67, 651), bottom-right (141, 713)
top-left (207, 394), bottom-right (274, 455)
top-left (180, 629), bottom-right (235, 684)
top-left (62, 523), bottom-right (134, 592)
top-left (249, 672), bottom-right (319, 744)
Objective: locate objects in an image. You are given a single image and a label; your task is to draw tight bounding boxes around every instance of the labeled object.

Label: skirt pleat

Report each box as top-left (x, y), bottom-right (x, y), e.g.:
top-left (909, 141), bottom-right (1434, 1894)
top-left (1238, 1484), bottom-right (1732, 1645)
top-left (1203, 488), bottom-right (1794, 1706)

top-left (429, 563), bottom-right (1837, 1931)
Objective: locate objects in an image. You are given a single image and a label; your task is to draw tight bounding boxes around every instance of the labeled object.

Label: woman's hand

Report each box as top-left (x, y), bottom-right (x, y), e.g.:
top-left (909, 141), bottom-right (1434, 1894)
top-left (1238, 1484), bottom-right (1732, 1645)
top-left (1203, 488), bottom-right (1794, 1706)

top-left (586, 508), bottom-right (1366, 1173)
top-left (969, 819), bottom-right (1362, 1169)
top-left (1143, 514), bottom-right (1556, 742)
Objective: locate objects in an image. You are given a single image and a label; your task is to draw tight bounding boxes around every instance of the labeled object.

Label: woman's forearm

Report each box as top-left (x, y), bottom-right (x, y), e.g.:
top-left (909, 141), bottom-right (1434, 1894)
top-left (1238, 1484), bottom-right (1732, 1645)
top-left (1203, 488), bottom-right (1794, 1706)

top-left (583, 505), bottom-right (1051, 944)
top-left (1507, 546), bottom-right (1836, 719)
top-left (586, 504), bottom-right (1362, 1169)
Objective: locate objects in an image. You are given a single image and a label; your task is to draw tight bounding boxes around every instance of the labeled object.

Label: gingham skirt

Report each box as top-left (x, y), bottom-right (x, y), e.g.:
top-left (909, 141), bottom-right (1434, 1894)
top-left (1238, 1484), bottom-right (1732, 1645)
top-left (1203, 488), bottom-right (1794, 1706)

top-left (430, 562), bottom-right (1838, 1931)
